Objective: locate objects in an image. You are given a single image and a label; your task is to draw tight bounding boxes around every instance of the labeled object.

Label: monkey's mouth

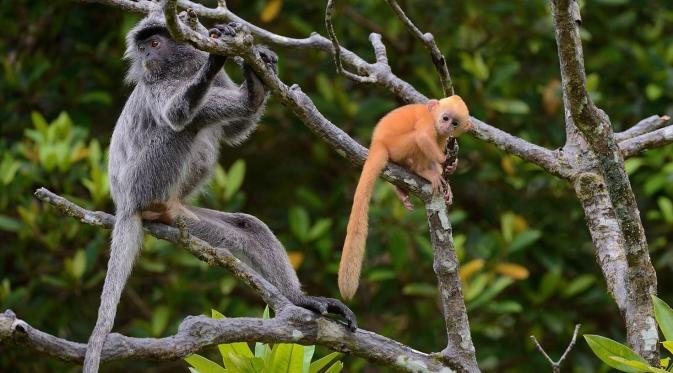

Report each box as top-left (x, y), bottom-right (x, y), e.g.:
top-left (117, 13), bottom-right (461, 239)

top-left (143, 59), bottom-right (161, 70)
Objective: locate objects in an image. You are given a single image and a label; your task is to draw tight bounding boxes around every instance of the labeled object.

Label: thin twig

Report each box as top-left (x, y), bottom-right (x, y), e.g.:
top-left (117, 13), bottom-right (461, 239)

top-left (530, 324), bottom-right (581, 373)
top-left (385, 0), bottom-right (454, 96)
top-left (324, 0), bottom-right (376, 83)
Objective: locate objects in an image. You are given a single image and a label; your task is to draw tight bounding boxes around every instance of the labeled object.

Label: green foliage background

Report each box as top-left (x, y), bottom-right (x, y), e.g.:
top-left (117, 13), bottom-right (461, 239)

top-left (2, 0), bottom-right (673, 371)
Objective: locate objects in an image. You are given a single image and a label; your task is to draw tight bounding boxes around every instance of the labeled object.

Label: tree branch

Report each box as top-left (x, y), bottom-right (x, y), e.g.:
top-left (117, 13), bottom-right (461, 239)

top-left (551, 0), bottom-right (658, 362)
top-left (0, 309), bottom-right (451, 371)
top-left (324, 0), bottom-right (376, 83)
top-left (19, 188), bottom-right (460, 372)
top-left (425, 196), bottom-right (479, 372)
top-left (384, 0), bottom-right (454, 96)
top-left (530, 324), bottom-right (581, 373)
top-left (620, 124), bottom-right (673, 158)
top-left (614, 115), bottom-right (671, 142)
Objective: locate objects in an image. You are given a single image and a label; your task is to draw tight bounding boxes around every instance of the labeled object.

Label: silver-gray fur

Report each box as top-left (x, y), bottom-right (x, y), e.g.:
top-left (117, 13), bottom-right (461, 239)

top-left (84, 12), bottom-right (355, 373)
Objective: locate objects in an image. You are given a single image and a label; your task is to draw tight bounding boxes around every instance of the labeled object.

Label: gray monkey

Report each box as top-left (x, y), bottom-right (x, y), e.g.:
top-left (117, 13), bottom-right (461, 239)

top-left (83, 13), bottom-right (356, 373)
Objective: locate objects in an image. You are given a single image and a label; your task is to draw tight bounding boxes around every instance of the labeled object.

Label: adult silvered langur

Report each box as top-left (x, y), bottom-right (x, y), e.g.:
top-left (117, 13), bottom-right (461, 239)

top-left (83, 11), bottom-right (356, 373)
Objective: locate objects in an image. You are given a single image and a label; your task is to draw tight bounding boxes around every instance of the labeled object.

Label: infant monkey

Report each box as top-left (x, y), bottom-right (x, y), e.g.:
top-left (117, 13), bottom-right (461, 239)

top-left (339, 96), bottom-right (472, 300)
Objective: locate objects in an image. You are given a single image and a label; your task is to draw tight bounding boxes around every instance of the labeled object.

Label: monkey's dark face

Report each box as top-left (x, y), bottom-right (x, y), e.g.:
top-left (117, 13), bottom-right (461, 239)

top-left (136, 32), bottom-right (175, 73)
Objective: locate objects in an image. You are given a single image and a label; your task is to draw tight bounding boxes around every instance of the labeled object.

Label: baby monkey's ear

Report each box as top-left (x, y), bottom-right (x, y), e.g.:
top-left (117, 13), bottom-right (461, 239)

top-left (426, 99), bottom-right (439, 112)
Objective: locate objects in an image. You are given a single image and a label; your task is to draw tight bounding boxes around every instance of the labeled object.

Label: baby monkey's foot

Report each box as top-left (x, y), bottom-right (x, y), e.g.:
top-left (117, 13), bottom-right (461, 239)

top-left (394, 186), bottom-right (414, 211)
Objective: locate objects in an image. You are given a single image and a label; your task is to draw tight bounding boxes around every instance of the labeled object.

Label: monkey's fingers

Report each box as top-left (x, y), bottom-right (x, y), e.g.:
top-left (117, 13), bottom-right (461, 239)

top-left (309, 296), bottom-right (358, 331)
top-left (293, 296), bottom-right (328, 315)
top-left (209, 23), bottom-right (237, 39)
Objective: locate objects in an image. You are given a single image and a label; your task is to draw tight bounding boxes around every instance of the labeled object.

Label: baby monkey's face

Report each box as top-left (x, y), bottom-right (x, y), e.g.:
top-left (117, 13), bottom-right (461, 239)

top-left (431, 96), bottom-right (473, 137)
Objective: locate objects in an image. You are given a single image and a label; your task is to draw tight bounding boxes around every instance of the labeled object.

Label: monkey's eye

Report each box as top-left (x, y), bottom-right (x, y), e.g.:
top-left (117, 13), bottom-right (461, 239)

top-left (442, 115), bottom-right (450, 122)
top-left (151, 40), bottom-right (160, 48)
top-left (138, 46), bottom-right (145, 52)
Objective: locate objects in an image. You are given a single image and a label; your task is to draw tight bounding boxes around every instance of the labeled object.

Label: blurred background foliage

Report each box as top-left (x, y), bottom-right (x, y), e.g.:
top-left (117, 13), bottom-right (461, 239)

top-left (1, 0), bottom-right (673, 371)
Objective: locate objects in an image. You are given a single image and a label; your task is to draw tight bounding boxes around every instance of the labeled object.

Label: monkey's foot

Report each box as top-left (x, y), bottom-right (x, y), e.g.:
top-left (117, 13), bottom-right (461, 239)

top-left (443, 183), bottom-right (454, 206)
top-left (209, 22), bottom-right (239, 38)
top-left (394, 185), bottom-right (414, 211)
top-left (291, 294), bottom-right (357, 331)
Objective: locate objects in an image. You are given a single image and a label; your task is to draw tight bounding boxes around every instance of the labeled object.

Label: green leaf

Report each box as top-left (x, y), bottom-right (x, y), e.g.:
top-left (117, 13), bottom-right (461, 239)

top-left (309, 352), bottom-right (344, 373)
top-left (185, 354), bottom-right (228, 373)
top-left (270, 343), bottom-right (304, 372)
top-left (225, 160), bottom-right (246, 200)
top-left (662, 341), bottom-right (673, 355)
top-left (401, 283), bottom-right (437, 297)
top-left (302, 345), bottom-right (315, 373)
top-left (608, 356), bottom-right (667, 373)
top-left (657, 198), bottom-right (673, 224)
top-left (562, 275), bottom-right (596, 298)
top-left (71, 250), bottom-right (87, 279)
top-left (323, 361), bottom-right (343, 373)
top-left (653, 296), bottom-right (673, 341)
top-left (468, 277), bottom-right (514, 310)
top-left (0, 214), bottom-right (22, 232)
top-left (489, 99), bottom-right (530, 115)
top-left (585, 334), bottom-right (648, 373)
top-left (660, 356), bottom-right (670, 368)
top-left (508, 230), bottom-right (542, 254)
top-left (212, 309), bottom-right (226, 319)
top-left (151, 306), bottom-right (170, 336)
top-left (289, 207), bottom-right (310, 242)
top-left (307, 219), bottom-right (332, 241)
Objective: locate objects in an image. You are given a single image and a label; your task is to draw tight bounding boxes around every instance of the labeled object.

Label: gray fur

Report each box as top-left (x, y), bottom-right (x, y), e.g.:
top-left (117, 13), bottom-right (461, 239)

top-left (84, 14), bottom-right (355, 373)
top-left (84, 14), bottom-right (270, 373)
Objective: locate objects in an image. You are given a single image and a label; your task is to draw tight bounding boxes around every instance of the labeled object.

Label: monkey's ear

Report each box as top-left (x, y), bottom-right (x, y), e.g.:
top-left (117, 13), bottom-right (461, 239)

top-left (426, 99), bottom-right (439, 112)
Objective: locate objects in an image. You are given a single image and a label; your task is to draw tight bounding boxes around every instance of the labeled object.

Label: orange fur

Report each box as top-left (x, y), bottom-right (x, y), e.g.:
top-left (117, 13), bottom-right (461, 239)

top-left (338, 95), bottom-right (472, 300)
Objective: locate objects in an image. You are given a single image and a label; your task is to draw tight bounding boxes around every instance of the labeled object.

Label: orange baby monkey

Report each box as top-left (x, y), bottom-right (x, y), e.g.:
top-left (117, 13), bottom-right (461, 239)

top-left (338, 95), bottom-right (472, 300)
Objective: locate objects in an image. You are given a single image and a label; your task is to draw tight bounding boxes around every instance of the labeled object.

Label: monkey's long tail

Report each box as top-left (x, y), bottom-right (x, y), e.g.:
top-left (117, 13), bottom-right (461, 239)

top-left (338, 143), bottom-right (388, 300)
top-left (83, 210), bottom-right (143, 373)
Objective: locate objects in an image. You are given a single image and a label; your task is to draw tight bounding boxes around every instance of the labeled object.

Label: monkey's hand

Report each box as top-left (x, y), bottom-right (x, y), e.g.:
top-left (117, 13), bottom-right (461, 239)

top-left (289, 294), bottom-right (357, 331)
top-left (443, 158), bottom-right (458, 175)
top-left (209, 22), bottom-right (239, 39)
top-left (253, 45), bottom-right (279, 75)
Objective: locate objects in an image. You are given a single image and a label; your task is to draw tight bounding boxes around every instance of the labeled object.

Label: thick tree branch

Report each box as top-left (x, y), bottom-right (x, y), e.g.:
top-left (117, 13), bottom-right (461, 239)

top-left (0, 309), bottom-right (452, 371)
top-left (384, 0), bottom-right (454, 96)
top-left (21, 188), bottom-right (459, 372)
top-left (551, 0), bottom-right (658, 362)
top-left (620, 124), bottom-right (673, 158)
top-left (425, 196), bottom-right (479, 372)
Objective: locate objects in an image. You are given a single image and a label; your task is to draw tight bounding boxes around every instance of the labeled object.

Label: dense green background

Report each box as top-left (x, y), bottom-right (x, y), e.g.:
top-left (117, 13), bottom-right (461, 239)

top-left (2, 0), bottom-right (673, 371)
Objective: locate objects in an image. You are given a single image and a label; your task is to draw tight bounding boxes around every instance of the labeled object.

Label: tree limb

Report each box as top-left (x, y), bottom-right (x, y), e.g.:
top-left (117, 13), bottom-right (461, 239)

top-left (324, 0), bottom-right (376, 83)
top-left (551, 0), bottom-right (658, 362)
top-left (16, 188), bottom-right (460, 372)
top-left (614, 115), bottom-right (670, 142)
top-left (530, 324), bottom-right (581, 373)
top-left (425, 196), bottom-right (479, 372)
top-left (620, 124), bottom-right (673, 158)
top-left (384, 0), bottom-right (454, 96)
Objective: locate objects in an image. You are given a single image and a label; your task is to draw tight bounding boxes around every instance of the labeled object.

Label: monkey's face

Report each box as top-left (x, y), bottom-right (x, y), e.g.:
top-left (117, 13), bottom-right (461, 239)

top-left (432, 95), bottom-right (473, 138)
top-left (136, 32), bottom-right (175, 73)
